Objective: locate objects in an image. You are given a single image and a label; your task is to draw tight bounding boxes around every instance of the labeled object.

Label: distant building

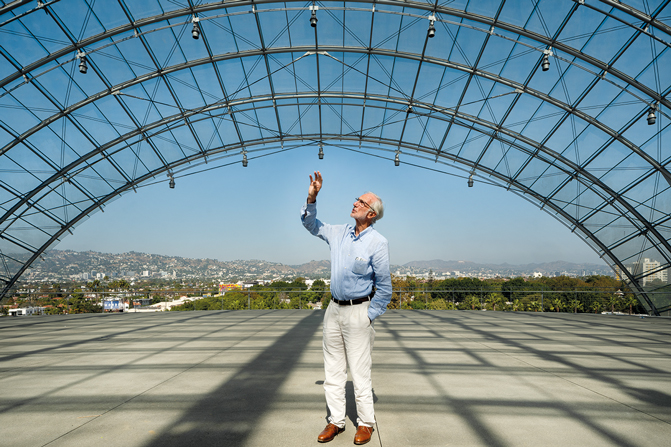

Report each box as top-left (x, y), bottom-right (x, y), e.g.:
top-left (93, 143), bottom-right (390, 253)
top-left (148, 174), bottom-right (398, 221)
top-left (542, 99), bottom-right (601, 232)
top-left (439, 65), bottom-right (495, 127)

top-left (103, 300), bottom-right (129, 312)
top-left (628, 258), bottom-right (668, 286)
top-left (9, 307), bottom-right (45, 317)
top-left (620, 259), bottom-right (668, 286)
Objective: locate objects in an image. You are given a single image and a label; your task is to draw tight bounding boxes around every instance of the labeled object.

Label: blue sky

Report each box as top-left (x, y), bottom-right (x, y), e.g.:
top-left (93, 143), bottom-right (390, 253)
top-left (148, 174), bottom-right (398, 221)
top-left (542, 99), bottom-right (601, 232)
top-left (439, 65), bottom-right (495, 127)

top-left (56, 145), bottom-right (606, 267)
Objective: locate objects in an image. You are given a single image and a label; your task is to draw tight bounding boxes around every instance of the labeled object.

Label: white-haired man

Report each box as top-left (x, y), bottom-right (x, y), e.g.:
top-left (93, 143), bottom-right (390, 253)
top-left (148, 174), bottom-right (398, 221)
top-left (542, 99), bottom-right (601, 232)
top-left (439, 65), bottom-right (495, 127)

top-left (301, 171), bottom-right (392, 445)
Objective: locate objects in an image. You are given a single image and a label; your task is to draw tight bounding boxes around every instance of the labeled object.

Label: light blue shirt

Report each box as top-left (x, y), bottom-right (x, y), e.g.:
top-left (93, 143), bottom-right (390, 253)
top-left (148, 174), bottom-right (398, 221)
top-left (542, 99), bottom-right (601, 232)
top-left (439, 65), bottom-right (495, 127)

top-left (301, 201), bottom-right (392, 321)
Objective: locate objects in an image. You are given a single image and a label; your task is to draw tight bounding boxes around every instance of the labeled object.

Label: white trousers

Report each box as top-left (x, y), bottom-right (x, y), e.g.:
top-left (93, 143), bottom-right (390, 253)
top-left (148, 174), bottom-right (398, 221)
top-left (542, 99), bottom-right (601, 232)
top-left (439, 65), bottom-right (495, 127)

top-left (323, 300), bottom-right (376, 428)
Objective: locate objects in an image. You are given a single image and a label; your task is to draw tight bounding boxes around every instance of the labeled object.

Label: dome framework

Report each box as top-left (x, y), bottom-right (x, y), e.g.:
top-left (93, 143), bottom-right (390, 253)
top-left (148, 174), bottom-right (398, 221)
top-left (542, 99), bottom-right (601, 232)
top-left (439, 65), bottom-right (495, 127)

top-left (0, 0), bottom-right (669, 314)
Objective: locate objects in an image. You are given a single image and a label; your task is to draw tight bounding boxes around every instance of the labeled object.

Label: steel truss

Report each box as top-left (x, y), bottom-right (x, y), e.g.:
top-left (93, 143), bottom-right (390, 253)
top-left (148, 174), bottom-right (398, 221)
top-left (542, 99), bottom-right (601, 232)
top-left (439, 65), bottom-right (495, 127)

top-left (0, 0), bottom-right (669, 314)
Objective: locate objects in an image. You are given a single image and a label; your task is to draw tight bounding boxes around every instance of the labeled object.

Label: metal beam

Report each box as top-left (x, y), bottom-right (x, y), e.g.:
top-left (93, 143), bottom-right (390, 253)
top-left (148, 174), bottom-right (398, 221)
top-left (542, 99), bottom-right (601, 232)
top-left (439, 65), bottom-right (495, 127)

top-left (2, 1), bottom-right (669, 113)
top-left (0, 131), bottom-right (659, 314)
top-left (3, 90), bottom-right (668, 272)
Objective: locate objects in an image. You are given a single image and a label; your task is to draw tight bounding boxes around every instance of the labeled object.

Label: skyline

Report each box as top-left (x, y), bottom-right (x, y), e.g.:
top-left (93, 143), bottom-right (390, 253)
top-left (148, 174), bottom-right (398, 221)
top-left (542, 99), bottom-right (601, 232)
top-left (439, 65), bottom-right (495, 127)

top-left (56, 146), bottom-right (607, 268)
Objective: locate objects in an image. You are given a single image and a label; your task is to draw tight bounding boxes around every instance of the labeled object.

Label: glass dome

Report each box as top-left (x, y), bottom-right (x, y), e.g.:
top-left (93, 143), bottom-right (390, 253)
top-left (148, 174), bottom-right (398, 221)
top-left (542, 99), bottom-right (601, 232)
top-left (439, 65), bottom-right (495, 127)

top-left (0, 0), bottom-right (669, 313)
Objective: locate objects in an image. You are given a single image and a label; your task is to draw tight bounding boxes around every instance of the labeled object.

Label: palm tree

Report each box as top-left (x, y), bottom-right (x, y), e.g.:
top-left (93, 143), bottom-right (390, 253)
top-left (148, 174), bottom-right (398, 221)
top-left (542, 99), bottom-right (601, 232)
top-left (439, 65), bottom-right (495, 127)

top-left (568, 298), bottom-right (583, 313)
top-left (607, 295), bottom-right (621, 313)
top-left (464, 295), bottom-right (479, 310)
top-left (590, 300), bottom-right (602, 314)
top-left (552, 298), bottom-right (564, 312)
top-left (624, 295), bottom-right (639, 315)
top-left (486, 294), bottom-right (503, 311)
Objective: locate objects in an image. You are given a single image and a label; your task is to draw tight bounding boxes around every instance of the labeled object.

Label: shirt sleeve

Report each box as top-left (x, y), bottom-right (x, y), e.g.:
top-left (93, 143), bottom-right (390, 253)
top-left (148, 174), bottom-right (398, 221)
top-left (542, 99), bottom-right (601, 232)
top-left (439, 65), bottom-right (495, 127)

top-left (368, 238), bottom-right (392, 321)
top-left (301, 201), bottom-right (331, 244)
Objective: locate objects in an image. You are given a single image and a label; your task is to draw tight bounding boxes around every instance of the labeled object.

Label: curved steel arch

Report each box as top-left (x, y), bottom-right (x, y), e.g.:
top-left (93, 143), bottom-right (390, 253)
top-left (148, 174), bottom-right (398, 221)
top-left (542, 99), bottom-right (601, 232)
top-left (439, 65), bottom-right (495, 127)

top-left (1, 0), bottom-right (669, 314)
top-left (2, 91), bottom-right (667, 310)
top-left (3, 87), bottom-right (665, 239)
top-left (4, 45), bottom-right (670, 181)
top-left (4, 45), bottom-right (669, 181)
top-left (2, 1), bottom-right (670, 111)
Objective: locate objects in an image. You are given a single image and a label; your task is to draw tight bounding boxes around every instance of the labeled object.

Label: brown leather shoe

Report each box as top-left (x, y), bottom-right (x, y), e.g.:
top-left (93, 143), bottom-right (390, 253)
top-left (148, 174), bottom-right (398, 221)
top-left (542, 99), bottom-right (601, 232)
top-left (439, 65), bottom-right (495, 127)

top-left (318, 423), bottom-right (345, 443)
top-left (354, 425), bottom-right (374, 445)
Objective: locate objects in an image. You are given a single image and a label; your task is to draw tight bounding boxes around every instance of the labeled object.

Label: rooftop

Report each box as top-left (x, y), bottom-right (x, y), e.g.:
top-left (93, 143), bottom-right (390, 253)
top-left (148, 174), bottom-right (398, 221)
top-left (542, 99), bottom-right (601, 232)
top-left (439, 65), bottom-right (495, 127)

top-left (1, 310), bottom-right (670, 446)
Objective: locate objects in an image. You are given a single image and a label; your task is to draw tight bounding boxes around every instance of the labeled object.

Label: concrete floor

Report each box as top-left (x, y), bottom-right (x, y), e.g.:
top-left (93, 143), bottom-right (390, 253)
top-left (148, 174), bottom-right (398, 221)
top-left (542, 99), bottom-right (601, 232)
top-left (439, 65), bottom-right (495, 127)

top-left (1, 310), bottom-right (670, 447)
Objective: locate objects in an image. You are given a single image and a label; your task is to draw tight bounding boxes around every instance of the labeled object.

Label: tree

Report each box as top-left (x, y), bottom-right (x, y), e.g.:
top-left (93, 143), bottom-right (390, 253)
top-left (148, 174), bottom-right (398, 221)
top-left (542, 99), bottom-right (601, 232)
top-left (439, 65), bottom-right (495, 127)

top-left (624, 295), bottom-right (639, 315)
top-left (429, 299), bottom-right (448, 310)
top-left (409, 298), bottom-right (427, 310)
top-left (311, 279), bottom-right (326, 291)
top-left (590, 300), bottom-right (602, 314)
top-left (528, 301), bottom-right (542, 312)
top-left (291, 277), bottom-right (308, 291)
top-left (501, 277), bottom-right (527, 301)
top-left (551, 298), bottom-right (565, 312)
top-left (463, 295), bottom-right (480, 310)
top-left (607, 295), bottom-right (621, 313)
top-left (568, 298), bottom-right (583, 313)
top-left (486, 294), bottom-right (504, 311)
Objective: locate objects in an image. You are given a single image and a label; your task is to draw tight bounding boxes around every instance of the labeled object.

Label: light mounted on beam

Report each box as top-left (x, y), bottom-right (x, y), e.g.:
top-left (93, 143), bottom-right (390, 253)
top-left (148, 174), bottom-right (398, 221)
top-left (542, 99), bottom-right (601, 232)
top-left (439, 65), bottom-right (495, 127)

top-left (428, 16), bottom-right (436, 38)
top-left (647, 108), bottom-right (656, 125)
top-left (77, 52), bottom-right (87, 74)
top-left (192, 17), bottom-right (200, 39)
top-left (541, 53), bottom-right (550, 71)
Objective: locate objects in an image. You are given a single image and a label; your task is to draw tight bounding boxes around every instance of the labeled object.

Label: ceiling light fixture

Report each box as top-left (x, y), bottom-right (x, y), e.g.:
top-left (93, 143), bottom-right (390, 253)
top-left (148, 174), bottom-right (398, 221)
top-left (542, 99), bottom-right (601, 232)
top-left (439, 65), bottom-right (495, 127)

top-left (541, 52), bottom-right (550, 72)
top-left (647, 108), bottom-right (656, 125)
top-left (428, 16), bottom-right (436, 39)
top-left (192, 17), bottom-right (200, 39)
top-left (78, 52), bottom-right (87, 74)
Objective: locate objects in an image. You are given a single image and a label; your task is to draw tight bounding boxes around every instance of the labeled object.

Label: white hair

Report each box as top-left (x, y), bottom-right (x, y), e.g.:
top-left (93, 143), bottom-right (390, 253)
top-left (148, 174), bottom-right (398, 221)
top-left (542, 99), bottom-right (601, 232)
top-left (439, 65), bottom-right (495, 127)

top-left (366, 192), bottom-right (384, 223)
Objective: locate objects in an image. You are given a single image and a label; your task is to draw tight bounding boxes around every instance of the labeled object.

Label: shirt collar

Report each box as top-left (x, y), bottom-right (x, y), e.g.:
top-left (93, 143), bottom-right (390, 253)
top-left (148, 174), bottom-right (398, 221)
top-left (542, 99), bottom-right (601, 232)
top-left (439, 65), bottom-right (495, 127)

top-left (350, 225), bottom-right (373, 239)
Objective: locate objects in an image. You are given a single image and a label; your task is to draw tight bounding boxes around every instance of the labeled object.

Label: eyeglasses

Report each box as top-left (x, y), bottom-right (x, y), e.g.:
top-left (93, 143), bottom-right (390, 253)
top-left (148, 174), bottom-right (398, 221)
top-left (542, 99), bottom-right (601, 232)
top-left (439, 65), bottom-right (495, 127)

top-left (355, 197), bottom-right (375, 213)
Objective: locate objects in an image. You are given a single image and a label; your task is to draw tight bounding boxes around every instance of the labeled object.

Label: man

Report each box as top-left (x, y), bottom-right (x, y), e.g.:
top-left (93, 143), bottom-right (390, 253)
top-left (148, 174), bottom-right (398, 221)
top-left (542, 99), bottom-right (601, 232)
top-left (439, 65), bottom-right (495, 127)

top-left (301, 171), bottom-right (392, 445)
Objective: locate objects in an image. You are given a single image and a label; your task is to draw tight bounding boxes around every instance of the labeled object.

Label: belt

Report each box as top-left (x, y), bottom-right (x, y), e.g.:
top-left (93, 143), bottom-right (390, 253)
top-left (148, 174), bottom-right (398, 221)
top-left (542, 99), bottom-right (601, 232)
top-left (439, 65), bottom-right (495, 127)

top-left (331, 291), bottom-right (374, 306)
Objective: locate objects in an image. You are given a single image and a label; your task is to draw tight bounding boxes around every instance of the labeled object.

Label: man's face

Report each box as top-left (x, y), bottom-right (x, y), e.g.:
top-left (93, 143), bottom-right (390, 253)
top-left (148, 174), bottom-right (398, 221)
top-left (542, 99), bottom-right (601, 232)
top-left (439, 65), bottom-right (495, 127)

top-left (351, 193), bottom-right (377, 222)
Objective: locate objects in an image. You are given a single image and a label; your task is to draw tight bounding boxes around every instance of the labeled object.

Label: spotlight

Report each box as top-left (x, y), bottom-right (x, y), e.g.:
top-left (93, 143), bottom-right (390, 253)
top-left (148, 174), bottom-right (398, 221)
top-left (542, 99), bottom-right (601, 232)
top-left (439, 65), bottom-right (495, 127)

top-left (242, 153), bottom-right (248, 167)
top-left (468, 174), bottom-right (474, 187)
top-left (169, 177), bottom-right (175, 189)
top-left (79, 55), bottom-right (88, 74)
top-left (647, 108), bottom-right (656, 125)
top-left (318, 145), bottom-right (324, 160)
top-left (394, 153), bottom-right (400, 166)
top-left (428, 21), bottom-right (436, 38)
top-left (310, 10), bottom-right (318, 27)
top-left (192, 21), bottom-right (200, 39)
top-left (541, 53), bottom-right (550, 71)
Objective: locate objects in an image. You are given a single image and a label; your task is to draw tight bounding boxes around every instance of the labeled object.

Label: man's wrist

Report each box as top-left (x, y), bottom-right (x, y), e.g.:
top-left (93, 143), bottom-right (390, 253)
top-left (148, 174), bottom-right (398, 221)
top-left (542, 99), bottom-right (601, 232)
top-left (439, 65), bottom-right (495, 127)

top-left (307, 195), bottom-right (317, 203)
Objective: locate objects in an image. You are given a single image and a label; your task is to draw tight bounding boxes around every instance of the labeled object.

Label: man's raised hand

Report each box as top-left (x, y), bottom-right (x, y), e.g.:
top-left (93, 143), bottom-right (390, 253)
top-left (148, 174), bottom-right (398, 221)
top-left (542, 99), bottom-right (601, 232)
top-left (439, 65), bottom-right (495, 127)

top-left (308, 171), bottom-right (323, 203)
